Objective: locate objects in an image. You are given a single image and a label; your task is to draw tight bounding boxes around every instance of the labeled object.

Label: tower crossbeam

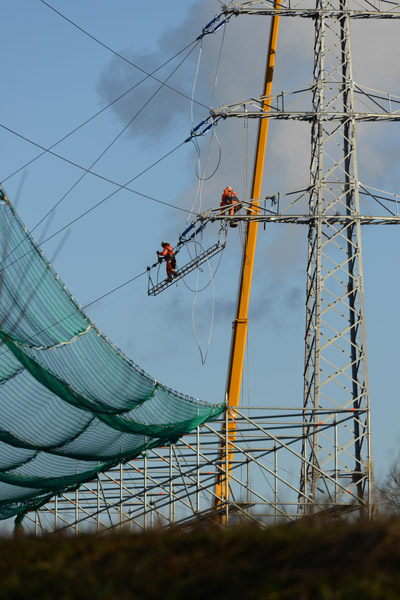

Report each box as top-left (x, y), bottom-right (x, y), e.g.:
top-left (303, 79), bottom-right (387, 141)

top-left (210, 85), bottom-right (400, 122)
top-left (222, 0), bottom-right (400, 19)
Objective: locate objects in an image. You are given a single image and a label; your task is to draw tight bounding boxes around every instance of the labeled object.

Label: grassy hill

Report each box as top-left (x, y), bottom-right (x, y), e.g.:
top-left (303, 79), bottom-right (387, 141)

top-left (1, 518), bottom-right (400, 599)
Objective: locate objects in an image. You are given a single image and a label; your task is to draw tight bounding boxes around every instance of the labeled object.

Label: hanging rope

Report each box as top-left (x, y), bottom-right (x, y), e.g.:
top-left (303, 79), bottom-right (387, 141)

top-left (186, 19), bottom-right (227, 266)
top-left (239, 111), bottom-right (250, 251)
top-left (189, 240), bottom-right (216, 366)
top-left (187, 41), bottom-right (206, 227)
top-left (189, 20), bottom-right (227, 217)
top-left (186, 23), bottom-right (228, 364)
top-left (182, 241), bottom-right (224, 294)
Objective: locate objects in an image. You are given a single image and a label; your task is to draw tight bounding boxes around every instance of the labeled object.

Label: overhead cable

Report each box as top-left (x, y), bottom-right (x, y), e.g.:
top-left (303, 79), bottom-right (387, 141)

top-left (25, 39), bottom-right (200, 240)
top-left (0, 141), bottom-right (194, 274)
top-left (39, 0), bottom-right (210, 110)
top-left (83, 271), bottom-right (147, 310)
top-left (0, 269), bottom-right (148, 357)
top-left (0, 123), bottom-right (192, 213)
top-left (1, 38), bottom-right (202, 186)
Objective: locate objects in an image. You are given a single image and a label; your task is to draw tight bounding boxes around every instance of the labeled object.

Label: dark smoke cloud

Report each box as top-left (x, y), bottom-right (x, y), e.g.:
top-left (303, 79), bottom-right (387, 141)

top-left (96, 45), bottom-right (192, 139)
top-left (96, 1), bottom-right (277, 142)
top-left (96, 1), bottom-right (221, 140)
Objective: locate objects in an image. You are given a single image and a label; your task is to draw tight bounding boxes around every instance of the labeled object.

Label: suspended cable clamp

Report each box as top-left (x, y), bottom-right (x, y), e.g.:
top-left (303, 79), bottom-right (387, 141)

top-left (196, 12), bottom-right (231, 41)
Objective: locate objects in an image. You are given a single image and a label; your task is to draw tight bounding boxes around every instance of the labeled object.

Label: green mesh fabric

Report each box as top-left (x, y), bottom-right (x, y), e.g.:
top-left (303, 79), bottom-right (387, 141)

top-left (0, 188), bottom-right (225, 520)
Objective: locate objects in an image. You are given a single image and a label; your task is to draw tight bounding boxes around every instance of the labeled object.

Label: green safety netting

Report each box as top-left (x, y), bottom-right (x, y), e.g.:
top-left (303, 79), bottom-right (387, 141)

top-left (0, 187), bottom-right (225, 520)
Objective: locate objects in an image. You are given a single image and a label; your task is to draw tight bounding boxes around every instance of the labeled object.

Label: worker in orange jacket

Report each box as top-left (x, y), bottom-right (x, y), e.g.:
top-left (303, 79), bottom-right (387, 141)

top-left (220, 186), bottom-right (240, 227)
top-left (157, 241), bottom-right (177, 282)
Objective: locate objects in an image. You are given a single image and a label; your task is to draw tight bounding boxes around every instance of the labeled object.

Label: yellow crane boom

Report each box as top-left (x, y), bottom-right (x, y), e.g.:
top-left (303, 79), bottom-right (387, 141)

top-left (214, 2), bottom-right (281, 511)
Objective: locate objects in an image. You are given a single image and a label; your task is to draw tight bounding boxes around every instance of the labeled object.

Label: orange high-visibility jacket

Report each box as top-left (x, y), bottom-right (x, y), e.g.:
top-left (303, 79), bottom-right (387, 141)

top-left (158, 244), bottom-right (174, 259)
top-left (221, 187), bottom-right (238, 205)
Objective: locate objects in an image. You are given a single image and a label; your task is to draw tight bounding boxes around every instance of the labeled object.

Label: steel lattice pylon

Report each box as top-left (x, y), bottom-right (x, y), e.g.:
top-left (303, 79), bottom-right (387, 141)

top-left (209, 0), bottom-right (400, 517)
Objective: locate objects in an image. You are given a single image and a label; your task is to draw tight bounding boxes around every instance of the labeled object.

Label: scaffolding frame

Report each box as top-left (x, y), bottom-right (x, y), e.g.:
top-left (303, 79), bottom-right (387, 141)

top-left (24, 405), bottom-right (364, 534)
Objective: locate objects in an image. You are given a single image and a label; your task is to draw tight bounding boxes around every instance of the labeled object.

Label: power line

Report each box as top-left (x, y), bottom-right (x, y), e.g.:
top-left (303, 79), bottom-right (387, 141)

top-left (1, 39), bottom-right (200, 186)
top-left (1, 39), bottom-right (201, 267)
top-left (0, 138), bottom-right (199, 278)
top-left (0, 123), bottom-right (193, 214)
top-left (0, 7), bottom-right (223, 266)
top-left (0, 5), bottom-right (222, 325)
top-left (83, 271), bottom-right (147, 310)
top-left (0, 269), bottom-right (148, 355)
top-left (0, 137), bottom-right (193, 273)
top-left (27, 39), bottom-right (200, 239)
top-left (39, 0), bottom-right (210, 110)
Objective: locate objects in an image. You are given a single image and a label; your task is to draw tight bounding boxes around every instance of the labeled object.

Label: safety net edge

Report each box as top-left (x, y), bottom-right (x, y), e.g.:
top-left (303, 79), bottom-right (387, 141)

top-left (0, 188), bottom-right (225, 521)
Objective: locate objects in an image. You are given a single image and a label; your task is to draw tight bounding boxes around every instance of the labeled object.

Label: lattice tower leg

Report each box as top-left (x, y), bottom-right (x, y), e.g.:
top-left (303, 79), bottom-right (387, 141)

top-left (299, 0), bottom-right (373, 516)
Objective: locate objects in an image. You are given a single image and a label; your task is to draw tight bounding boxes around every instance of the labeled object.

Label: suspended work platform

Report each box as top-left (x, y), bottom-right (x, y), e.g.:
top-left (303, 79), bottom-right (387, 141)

top-left (147, 240), bottom-right (226, 296)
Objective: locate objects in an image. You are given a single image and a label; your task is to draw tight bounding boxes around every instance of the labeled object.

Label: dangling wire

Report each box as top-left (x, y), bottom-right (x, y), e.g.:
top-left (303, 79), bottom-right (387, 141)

top-left (191, 39), bottom-right (203, 126)
top-left (210, 22), bottom-right (226, 110)
top-left (189, 240), bottom-right (215, 365)
top-left (193, 18), bottom-right (226, 185)
top-left (147, 260), bottom-right (163, 294)
top-left (187, 132), bottom-right (215, 264)
top-left (182, 243), bottom-right (224, 293)
top-left (185, 23), bottom-right (227, 364)
top-left (239, 111), bottom-right (250, 251)
top-left (193, 126), bottom-right (222, 183)
top-left (187, 41), bottom-right (206, 226)
top-left (188, 21), bottom-right (227, 219)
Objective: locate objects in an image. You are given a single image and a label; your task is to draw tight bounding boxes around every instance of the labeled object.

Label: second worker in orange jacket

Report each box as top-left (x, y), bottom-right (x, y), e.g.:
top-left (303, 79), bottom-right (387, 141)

top-left (157, 241), bottom-right (177, 282)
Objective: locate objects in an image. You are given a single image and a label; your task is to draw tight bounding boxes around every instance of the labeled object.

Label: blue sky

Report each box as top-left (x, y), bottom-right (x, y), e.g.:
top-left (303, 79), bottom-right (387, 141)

top-left (1, 0), bottom-right (400, 487)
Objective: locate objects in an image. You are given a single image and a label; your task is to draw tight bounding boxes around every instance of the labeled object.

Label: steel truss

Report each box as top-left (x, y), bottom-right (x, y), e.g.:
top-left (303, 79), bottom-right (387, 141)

top-left (221, 0), bottom-right (400, 19)
top-left (26, 0), bottom-right (400, 532)
top-left (25, 407), bottom-right (361, 534)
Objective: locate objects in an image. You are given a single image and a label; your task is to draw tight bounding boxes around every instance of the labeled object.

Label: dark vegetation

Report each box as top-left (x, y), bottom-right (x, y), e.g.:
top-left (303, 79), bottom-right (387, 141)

top-left (379, 462), bottom-right (400, 515)
top-left (1, 518), bottom-right (400, 599)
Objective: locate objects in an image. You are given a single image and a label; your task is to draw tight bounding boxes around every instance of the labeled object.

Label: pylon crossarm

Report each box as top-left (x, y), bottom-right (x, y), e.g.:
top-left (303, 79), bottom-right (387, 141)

top-left (214, 110), bottom-right (400, 122)
top-left (211, 84), bottom-right (400, 122)
top-left (212, 214), bottom-right (400, 225)
top-left (223, 1), bottom-right (400, 18)
top-left (209, 181), bottom-right (400, 224)
top-left (211, 84), bottom-right (314, 118)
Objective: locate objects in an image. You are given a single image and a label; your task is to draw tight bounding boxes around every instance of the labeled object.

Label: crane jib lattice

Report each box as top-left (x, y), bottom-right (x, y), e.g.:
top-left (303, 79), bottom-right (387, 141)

top-left (0, 188), bottom-right (224, 521)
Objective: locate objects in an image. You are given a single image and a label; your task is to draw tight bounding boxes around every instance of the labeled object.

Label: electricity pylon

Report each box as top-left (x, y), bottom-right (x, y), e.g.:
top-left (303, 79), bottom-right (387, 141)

top-left (208, 0), bottom-right (400, 518)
